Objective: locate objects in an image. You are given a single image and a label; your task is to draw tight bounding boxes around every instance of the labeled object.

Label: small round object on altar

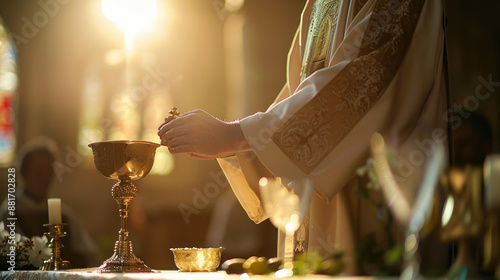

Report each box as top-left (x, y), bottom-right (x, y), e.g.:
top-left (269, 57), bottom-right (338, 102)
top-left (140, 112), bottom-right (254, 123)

top-left (170, 247), bottom-right (225, 272)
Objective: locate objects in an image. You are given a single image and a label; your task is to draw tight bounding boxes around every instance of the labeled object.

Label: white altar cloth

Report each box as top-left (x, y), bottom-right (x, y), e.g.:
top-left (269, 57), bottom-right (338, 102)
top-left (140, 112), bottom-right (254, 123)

top-left (0, 269), bottom-right (387, 280)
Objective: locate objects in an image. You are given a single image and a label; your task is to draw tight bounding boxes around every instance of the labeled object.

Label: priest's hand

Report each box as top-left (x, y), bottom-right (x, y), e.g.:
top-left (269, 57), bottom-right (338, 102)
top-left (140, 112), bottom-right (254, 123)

top-left (157, 109), bottom-right (250, 159)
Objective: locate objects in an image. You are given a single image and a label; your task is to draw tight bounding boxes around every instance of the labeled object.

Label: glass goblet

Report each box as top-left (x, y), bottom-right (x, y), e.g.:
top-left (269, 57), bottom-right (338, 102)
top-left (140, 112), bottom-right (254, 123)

top-left (259, 177), bottom-right (313, 277)
top-left (370, 133), bottom-right (446, 279)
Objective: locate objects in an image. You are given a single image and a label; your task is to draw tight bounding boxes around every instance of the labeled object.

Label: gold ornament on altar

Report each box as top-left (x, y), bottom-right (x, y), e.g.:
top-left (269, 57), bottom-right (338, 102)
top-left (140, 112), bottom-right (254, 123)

top-left (41, 223), bottom-right (71, 271)
top-left (440, 166), bottom-right (483, 276)
top-left (88, 140), bottom-right (160, 273)
top-left (170, 247), bottom-right (225, 272)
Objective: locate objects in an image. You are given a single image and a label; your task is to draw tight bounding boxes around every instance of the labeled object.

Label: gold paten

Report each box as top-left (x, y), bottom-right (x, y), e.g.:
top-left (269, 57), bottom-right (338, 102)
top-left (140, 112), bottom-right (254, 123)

top-left (170, 247), bottom-right (225, 272)
top-left (89, 140), bottom-right (160, 273)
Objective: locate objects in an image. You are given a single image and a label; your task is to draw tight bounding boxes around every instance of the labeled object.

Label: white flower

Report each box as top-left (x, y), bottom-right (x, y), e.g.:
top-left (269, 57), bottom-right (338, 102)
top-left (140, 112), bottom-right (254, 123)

top-left (0, 222), bottom-right (7, 237)
top-left (28, 236), bottom-right (50, 267)
top-left (0, 222), bottom-right (8, 256)
top-left (0, 222), bottom-right (26, 245)
top-left (15, 233), bottom-right (28, 247)
top-left (0, 221), bottom-right (7, 239)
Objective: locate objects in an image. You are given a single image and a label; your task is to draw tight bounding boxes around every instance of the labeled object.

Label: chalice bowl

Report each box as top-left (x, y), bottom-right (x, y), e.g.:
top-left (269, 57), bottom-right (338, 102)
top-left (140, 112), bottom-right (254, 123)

top-left (88, 140), bottom-right (160, 273)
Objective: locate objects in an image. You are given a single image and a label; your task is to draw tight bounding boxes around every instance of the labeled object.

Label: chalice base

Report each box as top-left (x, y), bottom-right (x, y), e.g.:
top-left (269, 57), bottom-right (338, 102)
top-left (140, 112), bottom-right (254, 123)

top-left (42, 260), bottom-right (71, 271)
top-left (96, 240), bottom-right (152, 273)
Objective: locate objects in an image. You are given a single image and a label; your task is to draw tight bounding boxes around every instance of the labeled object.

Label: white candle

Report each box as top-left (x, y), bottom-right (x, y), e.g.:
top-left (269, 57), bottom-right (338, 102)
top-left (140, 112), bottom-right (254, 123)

top-left (484, 154), bottom-right (500, 211)
top-left (48, 198), bottom-right (62, 224)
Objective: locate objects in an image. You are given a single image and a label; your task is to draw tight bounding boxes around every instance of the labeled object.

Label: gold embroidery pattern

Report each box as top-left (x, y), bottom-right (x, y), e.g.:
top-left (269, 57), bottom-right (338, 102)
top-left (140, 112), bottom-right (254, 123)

top-left (273, 0), bottom-right (425, 173)
top-left (352, 0), bottom-right (369, 18)
top-left (300, 0), bottom-right (341, 81)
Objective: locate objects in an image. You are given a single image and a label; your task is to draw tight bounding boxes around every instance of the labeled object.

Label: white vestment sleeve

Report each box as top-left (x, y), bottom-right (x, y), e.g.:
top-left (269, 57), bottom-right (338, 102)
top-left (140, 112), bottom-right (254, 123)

top-left (220, 0), bottom-right (446, 223)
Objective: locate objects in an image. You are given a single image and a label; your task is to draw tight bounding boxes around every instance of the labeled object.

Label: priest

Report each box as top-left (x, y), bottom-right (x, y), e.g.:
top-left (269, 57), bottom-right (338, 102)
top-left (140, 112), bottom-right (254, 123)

top-left (158, 0), bottom-right (449, 274)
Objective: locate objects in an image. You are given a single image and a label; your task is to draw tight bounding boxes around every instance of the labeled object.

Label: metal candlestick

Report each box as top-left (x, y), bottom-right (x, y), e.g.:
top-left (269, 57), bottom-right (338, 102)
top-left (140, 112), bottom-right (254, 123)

top-left (41, 223), bottom-right (71, 271)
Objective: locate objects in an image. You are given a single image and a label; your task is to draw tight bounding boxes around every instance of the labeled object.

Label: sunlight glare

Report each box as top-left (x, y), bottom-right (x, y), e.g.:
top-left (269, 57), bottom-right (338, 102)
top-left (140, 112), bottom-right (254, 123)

top-left (101, 0), bottom-right (158, 36)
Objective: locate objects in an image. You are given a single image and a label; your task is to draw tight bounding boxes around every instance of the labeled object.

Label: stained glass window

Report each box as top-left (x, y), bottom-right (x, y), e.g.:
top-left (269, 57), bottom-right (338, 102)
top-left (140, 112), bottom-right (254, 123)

top-left (0, 17), bottom-right (18, 166)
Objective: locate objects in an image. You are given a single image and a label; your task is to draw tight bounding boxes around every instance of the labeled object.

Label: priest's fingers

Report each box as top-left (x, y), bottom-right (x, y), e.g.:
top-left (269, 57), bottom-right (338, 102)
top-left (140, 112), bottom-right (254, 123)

top-left (158, 109), bottom-right (213, 135)
top-left (160, 138), bottom-right (167, 146)
top-left (157, 117), bottom-right (186, 136)
top-left (158, 119), bottom-right (173, 135)
top-left (169, 138), bottom-right (236, 159)
top-left (157, 115), bottom-right (175, 130)
top-left (160, 129), bottom-right (189, 147)
top-left (164, 115), bottom-right (175, 122)
top-left (159, 122), bottom-right (191, 142)
top-left (163, 134), bottom-right (187, 148)
top-left (158, 112), bottom-right (195, 134)
top-left (167, 144), bottom-right (193, 155)
top-left (186, 153), bottom-right (216, 160)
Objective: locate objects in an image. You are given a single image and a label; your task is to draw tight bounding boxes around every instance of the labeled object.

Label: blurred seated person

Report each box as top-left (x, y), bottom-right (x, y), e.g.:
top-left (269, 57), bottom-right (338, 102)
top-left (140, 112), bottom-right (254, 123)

top-left (449, 111), bottom-right (494, 276)
top-left (452, 111), bottom-right (493, 167)
top-left (0, 137), bottom-right (98, 268)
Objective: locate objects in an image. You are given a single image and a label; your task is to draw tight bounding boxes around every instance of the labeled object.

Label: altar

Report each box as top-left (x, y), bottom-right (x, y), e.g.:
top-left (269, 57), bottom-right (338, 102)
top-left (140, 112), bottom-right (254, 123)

top-left (0, 0), bottom-right (498, 279)
top-left (0, 270), bottom-right (385, 280)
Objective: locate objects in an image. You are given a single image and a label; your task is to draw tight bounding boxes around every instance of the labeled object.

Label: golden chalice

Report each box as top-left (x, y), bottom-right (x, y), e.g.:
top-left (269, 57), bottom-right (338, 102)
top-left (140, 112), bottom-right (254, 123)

top-left (88, 140), bottom-right (160, 273)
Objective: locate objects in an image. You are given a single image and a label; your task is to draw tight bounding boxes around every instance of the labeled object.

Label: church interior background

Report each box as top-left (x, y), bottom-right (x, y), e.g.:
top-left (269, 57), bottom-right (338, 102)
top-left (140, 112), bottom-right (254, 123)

top-left (0, 0), bottom-right (498, 270)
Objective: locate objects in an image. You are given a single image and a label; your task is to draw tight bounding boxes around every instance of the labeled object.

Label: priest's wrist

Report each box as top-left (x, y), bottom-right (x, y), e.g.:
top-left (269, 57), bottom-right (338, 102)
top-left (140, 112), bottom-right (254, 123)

top-left (227, 120), bottom-right (251, 154)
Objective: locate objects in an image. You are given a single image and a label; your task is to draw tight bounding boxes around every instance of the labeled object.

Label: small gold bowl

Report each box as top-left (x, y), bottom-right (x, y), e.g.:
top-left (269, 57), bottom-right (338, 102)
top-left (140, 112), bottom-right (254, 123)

top-left (170, 247), bottom-right (225, 272)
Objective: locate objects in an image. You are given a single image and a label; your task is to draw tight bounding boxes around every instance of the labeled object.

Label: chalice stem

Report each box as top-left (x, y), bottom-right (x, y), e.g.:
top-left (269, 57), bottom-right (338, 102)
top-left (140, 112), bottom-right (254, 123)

top-left (274, 229), bottom-right (295, 278)
top-left (118, 203), bottom-right (130, 241)
top-left (453, 238), bottom-right (476, 274)
top-left (284, 229), bottom-right (294, 270)
top-left (402, 228), bottom-right (422, 280)
top-left (111, 180), bottom-right (137, 259)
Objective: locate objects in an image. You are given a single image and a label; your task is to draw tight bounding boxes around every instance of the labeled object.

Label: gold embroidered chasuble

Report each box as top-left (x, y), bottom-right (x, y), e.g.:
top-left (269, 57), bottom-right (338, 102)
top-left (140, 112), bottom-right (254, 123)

top-left (218, 0), bottom-right (448, 273)
top-left (300, 0), bottom-right (342, 82)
